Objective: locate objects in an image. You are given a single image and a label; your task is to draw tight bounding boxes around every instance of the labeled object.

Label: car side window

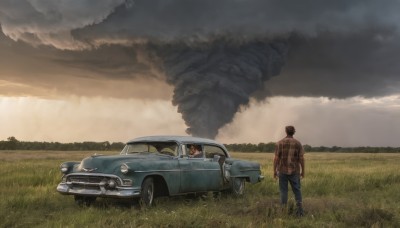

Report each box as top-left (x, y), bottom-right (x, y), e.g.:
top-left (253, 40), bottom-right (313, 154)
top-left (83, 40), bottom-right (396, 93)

top-left (186, 144), bottom-right (204, 158)
top-left (158, 147), bottom-right (177, 156)
top-left (204, 145), bottom-right (227, 158)
top-left (152, 143), bottom-right (178, 156)
top-left (122, 143), bottom-right (148, 154)
top-left (148, 145), bottom-right (158, 153)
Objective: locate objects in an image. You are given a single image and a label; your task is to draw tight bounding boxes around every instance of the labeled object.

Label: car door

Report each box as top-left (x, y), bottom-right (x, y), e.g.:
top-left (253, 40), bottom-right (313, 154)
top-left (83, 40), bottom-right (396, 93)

top-left (179, 144), bottom-right (223, 193)
top-left (202, 144), bottom-right (227, 191)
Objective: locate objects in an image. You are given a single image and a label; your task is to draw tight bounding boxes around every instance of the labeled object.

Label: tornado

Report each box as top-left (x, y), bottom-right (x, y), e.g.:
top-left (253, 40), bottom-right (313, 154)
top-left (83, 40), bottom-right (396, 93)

top-left (147, 39), bottom-right (288, 138)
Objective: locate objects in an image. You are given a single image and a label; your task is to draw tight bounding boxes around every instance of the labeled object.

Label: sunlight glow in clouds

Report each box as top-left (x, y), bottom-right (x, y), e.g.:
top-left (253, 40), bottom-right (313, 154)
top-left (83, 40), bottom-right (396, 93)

top-left (1, 95), bottom-right (400, 146)
top-left (0, 96), bottom-right (185, 143)
top-left (218, 96), bottom-right (400, 147)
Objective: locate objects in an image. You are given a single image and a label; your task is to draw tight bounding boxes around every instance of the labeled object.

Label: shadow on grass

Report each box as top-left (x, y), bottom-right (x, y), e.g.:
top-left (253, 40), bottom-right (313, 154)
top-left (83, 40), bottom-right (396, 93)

top-left (82, 193), bottom-right (213, 210)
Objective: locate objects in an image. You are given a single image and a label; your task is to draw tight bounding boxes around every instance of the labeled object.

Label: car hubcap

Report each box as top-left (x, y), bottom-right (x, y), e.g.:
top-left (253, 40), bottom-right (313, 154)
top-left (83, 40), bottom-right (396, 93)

top-left (147, 186), bottom-right (154, 204)
top-left (233, 178), bottom-right (244, 194)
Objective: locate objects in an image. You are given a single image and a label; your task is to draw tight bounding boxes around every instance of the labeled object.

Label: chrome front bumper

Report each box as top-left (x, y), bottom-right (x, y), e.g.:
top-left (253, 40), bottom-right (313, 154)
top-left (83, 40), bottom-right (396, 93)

top-left (56, 173), bottom-right (141, 198)
top-left (57, 183), bottom-right (141, 198)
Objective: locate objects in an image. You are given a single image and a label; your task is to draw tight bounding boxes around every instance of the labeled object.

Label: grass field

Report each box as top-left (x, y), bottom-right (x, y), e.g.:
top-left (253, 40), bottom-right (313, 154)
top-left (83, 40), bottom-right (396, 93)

top-left (0, 150), bottom-right (399, 227)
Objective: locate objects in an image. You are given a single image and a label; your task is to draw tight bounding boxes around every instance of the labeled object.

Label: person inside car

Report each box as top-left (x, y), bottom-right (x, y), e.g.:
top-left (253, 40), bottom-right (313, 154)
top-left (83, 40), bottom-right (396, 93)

top-left (189, 144), bottom-right (203, 158)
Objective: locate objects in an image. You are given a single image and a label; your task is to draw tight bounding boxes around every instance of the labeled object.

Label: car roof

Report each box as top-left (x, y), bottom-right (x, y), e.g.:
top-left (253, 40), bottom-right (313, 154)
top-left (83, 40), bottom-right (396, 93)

top-left (127, 135), bottom-right (226, 148)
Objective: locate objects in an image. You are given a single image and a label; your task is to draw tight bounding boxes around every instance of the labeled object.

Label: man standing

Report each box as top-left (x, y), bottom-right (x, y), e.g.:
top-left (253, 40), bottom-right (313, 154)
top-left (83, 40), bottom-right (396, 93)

top-left (273, 125), bottom-right (305, 216)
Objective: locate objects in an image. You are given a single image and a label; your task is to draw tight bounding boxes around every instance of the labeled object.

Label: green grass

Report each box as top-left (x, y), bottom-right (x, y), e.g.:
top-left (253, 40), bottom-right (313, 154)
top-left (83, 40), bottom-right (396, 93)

top-left (0, 151), bottom-right (399, 227)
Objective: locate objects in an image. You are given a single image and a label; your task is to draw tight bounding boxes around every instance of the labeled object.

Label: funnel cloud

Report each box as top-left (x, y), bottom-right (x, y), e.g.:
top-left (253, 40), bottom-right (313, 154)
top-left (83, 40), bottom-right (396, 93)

top-left (145, 39), bottom-right (287, 138)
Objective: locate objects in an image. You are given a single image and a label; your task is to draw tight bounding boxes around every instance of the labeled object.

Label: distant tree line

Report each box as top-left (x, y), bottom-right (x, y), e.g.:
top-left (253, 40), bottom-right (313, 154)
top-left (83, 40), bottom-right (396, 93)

top-left (0, 137), bottom-right (125, 151)
top-left (224, 143), bottom-right (277, 153)
top-left (224, 143), bottom-right (400, 153)
top-left (0, 137), bottom-right (399, 153)
top-left (302, 145), bottom-right (400, 153)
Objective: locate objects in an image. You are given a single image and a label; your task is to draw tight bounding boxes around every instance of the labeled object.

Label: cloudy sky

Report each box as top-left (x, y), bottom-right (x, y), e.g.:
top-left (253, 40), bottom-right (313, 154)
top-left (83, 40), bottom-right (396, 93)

top-left (1, 0), bottom-right (400, 146)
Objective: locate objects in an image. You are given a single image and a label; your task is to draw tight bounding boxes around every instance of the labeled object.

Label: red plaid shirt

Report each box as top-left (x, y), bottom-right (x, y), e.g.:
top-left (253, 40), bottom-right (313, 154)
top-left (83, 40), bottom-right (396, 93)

top-left (274, 136), bottom-right (304, 175)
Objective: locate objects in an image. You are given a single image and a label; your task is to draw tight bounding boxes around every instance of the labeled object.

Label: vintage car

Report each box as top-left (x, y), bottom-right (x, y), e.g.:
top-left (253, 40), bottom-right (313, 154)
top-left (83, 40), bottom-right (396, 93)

top-left (57, 136), bottom-right (264, 206)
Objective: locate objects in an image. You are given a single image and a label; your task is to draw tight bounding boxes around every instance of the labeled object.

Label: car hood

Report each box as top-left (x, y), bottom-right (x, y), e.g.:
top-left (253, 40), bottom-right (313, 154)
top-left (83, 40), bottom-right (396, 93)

top-left (76, 153), bottom-right (172, 174)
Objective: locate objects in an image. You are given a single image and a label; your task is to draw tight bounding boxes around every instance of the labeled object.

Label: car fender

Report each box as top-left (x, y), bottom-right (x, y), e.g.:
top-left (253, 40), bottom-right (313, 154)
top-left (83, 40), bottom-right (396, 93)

top-left (60, 161), bottom-right (81, 174)
top-left (122, 159), bottom-right (180, 195)
top-left (225, 159), bottom-right (262, 184)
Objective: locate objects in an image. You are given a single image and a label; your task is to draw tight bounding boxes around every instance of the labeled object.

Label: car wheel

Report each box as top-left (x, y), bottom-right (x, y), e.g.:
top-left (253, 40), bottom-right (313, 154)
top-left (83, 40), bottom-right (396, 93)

top-left (231, 177), bottom-right (245, 196)
top-left (74, 195), bottom-right (96, 207)
top-left (139, 177), bottom-right (155, 207)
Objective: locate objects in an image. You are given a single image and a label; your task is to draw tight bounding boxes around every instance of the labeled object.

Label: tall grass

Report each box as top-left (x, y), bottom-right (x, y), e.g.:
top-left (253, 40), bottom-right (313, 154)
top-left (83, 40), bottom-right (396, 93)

top-left (0, 151), bottom-right (399, 227)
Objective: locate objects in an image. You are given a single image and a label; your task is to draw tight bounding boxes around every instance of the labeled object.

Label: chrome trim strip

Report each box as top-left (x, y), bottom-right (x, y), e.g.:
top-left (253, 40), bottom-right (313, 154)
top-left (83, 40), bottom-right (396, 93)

top-left (83, 168), bottom-right (98, 172)
top-left (239, 169), bottom-right (260, 172)
top-left (64, 173), bottom-right (129, 186)
top-left (134, 169), bottom-right (181, 173)
top-left (65, 173), bottom-right (120, 178)
top-left (134, 169), bottom-right (220, 173)
top-left (183, 169), bottom-right (220, 171)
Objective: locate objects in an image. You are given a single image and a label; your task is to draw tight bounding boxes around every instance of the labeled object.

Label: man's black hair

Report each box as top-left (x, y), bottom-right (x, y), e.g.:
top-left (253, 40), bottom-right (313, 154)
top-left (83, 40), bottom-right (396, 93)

top-left (285, 126), bottom-right (296, 136)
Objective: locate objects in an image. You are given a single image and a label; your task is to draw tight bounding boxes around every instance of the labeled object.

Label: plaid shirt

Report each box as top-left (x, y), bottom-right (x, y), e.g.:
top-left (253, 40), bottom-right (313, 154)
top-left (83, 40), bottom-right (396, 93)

top-left (274, 136), bottom-right (304, 175)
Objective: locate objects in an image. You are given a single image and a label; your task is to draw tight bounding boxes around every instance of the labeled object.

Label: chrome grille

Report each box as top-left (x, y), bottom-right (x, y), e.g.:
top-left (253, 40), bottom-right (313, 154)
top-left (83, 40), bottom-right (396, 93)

top-left (66, 174), bottom-right (122, 189)
top-left (68, 176), bottom-right (105, 184)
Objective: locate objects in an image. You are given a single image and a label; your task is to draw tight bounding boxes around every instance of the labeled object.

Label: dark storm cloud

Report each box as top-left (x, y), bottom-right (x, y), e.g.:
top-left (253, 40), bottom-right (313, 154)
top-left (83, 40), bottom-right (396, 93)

top-left (1, 0), bottom-right (400, 138)
top-left (0, 30), bottom-right (160, 98)
top-left (53, 45), bottom-right (150, 80)
top-left (72, 0), bottom-right (400, 42)
top-left (268, 29), bottom-right (400, 98)
top-left (69, 0), bottom-right (400, 100)
top-left (0, 0), bottom-right (124, 49)
top-left (144, 38), bottom-right (287, 138)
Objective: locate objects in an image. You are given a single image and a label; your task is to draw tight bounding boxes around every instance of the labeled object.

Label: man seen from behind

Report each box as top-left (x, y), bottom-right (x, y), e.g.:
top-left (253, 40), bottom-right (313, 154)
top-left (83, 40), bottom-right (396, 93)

top-left (273, 125), bottom-right (305, 216)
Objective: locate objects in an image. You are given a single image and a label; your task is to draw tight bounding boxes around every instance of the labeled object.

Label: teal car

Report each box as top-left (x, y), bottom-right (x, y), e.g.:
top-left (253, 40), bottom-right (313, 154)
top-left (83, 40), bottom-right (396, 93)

top-left (57, 136), bottom-right (264, 206)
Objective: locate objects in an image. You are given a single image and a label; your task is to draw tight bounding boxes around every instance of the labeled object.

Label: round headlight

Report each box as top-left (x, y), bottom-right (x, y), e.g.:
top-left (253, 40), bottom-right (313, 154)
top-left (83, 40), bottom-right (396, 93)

top-left (60, 164), bottom-right (68, 173)
top-left (120, 164), bottom-right (129, 174)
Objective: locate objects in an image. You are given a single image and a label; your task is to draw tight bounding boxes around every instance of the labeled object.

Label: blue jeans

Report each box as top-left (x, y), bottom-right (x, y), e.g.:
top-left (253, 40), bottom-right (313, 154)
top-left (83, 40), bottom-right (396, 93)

top-left (279, 173), bottom-right (302, 206)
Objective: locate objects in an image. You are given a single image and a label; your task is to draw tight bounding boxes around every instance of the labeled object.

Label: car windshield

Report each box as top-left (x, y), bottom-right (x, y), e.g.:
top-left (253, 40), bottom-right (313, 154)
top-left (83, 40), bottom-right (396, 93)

top-left (120, 142), bottom-right (178, 156)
